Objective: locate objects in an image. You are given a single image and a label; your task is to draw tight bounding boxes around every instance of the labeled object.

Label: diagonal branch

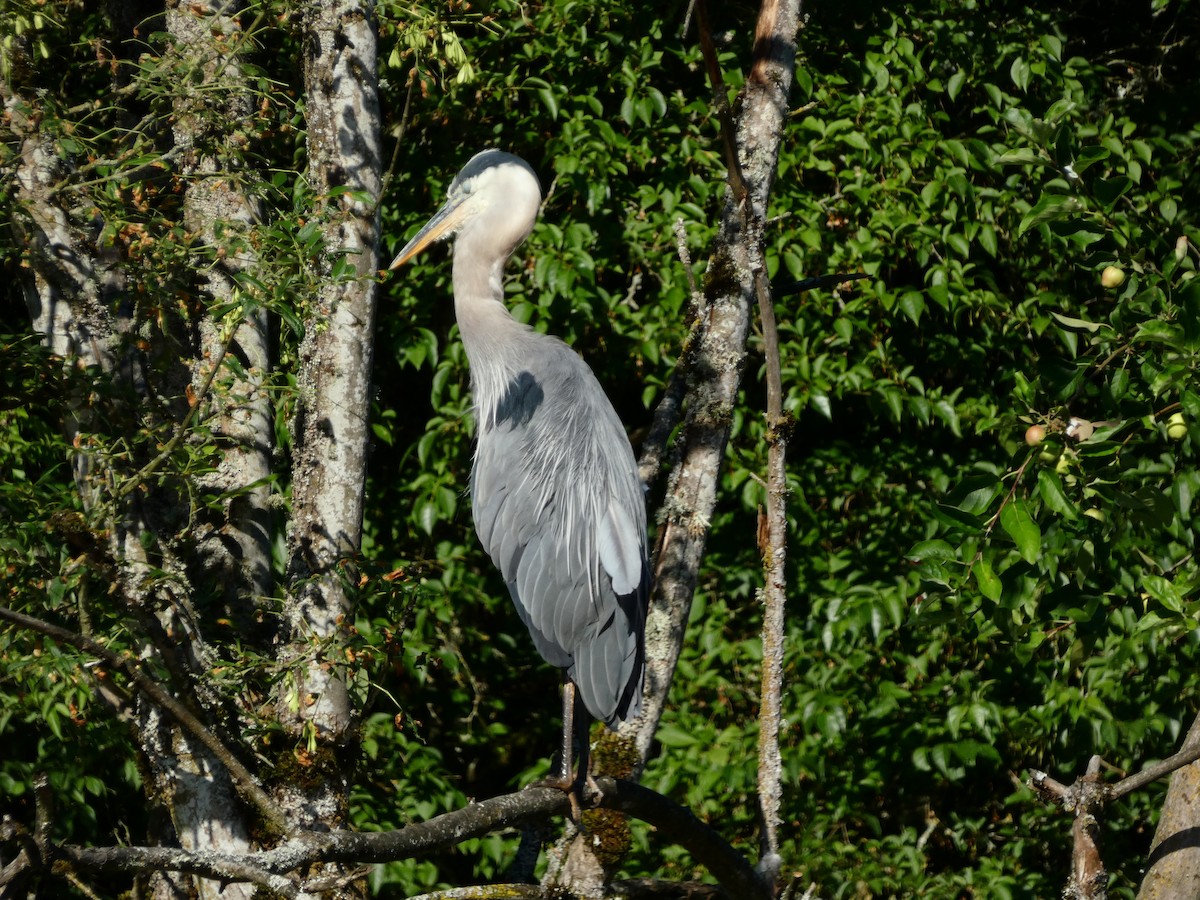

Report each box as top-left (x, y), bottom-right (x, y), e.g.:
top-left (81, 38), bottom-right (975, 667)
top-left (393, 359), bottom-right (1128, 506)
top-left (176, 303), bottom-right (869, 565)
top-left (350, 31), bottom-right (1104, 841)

top-left (0, 604), bottom-right (288, 835)
top-left (695, 0), bottom-right (800, 885)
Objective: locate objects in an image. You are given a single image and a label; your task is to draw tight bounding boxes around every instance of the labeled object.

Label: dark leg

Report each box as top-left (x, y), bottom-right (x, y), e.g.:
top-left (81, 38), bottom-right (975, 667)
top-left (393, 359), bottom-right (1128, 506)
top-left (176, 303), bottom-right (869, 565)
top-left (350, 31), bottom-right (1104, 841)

top-left (571, 688), bottom-right (603, 804)
top-left (535, 677), bottom-right (600, 821)
top-left (557, 676), bottom-right (576, 784)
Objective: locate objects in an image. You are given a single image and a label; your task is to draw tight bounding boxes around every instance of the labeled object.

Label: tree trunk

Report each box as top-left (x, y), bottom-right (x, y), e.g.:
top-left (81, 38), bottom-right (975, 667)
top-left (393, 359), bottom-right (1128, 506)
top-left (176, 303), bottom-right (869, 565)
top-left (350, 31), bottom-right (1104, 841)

top-left (274, 0), bottom-right (382, 843)
top-left (627, 0), bottom-right (802, 776)
top-left (1139, 714), bottom-right (1200, 900)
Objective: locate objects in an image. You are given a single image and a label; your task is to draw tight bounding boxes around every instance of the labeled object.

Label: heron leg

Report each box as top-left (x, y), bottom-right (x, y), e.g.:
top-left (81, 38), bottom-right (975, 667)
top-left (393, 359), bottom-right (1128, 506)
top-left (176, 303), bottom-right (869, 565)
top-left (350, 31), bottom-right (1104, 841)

top-left (542, 676), bottom-right (599, 822)
top-left (571, 689), bottom-right (602, 804)
top-left (557, 676), bottom-right (576, 784)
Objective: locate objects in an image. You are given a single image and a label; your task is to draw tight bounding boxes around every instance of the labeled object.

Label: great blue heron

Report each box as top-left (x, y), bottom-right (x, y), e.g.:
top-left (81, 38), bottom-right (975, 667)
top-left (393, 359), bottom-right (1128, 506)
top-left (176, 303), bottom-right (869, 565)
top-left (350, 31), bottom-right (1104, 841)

top-left (390, 150), bottom-right (649, 793)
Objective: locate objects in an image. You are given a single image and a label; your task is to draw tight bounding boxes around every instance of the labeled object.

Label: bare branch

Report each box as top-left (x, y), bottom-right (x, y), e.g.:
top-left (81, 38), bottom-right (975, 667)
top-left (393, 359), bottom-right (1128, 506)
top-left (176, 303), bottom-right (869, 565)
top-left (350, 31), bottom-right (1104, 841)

top-left (407, 887), bottom-right (545, 900)
top-left (1111, 736), bottom-right (1200, 801)
top-left (37, 780), bottom-right (762, 900)
top-left (610, 879), bottom-right (724, 900)
top-left (773, 272), bottom-right (870, 296)
top-left (58, 844), bottom-right (300, 899)
top-left (695, 0), bottom-right (800, 887)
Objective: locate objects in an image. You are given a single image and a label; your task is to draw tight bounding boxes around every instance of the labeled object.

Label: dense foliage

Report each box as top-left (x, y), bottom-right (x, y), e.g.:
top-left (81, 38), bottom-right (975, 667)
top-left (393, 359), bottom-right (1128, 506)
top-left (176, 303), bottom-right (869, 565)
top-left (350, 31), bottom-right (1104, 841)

top-left (2, 0), bottom-right (1199, 896)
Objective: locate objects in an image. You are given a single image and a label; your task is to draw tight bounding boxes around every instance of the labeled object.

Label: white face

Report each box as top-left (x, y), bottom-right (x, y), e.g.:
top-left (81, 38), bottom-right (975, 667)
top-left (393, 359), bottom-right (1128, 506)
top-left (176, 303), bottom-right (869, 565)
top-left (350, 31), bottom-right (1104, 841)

top-left (389, 150), bottom-right (541, 270)
top-left (450, 154), bottom-right (542, 258)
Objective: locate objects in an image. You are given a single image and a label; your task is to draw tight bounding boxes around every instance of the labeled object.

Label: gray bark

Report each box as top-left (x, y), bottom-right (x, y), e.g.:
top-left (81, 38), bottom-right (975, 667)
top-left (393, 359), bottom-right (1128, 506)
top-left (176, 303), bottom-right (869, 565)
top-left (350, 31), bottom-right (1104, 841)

top-left (572, 0), bottom-right (801, 895)
top-left (627, 0), bottom-right (802, 778)
top-left (1139, 714), bottom-right (1200, 900)
top-left (275, 0), bottom-right (382, 841)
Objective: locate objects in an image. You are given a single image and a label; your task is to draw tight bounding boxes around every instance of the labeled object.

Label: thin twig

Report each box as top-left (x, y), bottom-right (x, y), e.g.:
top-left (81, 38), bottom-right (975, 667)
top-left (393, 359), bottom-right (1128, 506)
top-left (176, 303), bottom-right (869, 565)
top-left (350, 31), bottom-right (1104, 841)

top-left (773, 272), bottom-right (869, 295)
top-left (406, 887), bottom-right (544, 900)
top-left (696, 0), bottom-right (750, 206)
top-left (114, 333), bottom-right (233, 501)
top-left (1110, 737), bottom-right (1200, 800)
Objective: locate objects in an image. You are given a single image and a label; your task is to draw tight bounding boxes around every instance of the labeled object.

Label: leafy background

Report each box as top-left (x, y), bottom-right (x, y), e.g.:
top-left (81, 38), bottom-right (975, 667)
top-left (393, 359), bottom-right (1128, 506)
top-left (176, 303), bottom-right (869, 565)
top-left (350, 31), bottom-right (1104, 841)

top-left (3, 0), bottom-right (1200, 896)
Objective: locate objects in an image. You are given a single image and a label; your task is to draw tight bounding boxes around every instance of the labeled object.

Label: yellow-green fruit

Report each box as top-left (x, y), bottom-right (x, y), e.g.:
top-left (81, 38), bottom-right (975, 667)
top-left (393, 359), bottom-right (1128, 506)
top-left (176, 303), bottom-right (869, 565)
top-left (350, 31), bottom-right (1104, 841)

top-left (1101, 265), bottom-right (1126, 288)
top-left (1025, 424), bottom-right (1046, 446)
top-left (1167, 412), bottom-right (1187, 441)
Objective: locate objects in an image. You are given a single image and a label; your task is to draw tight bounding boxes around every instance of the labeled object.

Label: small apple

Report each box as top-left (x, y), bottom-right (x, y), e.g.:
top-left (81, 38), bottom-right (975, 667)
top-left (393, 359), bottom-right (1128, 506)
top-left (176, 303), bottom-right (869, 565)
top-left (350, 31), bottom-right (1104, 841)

top-left (1167, 412), bottom-right (1187, 441)
top-left (1101, 265), bottom-right (1126, 288)
top-left (1025, 424), bottom-right (1046, 446)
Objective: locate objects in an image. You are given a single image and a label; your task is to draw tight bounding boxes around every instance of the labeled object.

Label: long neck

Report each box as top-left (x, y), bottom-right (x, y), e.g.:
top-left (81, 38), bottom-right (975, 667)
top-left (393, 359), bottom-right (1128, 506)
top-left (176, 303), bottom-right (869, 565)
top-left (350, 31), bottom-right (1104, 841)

top-left (451, 236), bottom-right (533, 426)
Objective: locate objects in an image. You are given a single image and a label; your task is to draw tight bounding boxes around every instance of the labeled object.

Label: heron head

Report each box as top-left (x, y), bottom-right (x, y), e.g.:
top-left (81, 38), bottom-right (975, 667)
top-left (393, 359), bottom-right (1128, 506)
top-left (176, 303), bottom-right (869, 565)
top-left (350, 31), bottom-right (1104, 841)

top-left (389, 150), bottom-right (541, 270)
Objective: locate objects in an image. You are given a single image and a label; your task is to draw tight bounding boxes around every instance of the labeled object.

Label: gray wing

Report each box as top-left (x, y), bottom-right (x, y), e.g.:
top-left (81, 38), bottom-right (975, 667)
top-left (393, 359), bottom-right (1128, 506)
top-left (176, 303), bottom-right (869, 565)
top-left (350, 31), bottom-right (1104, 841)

top-left (471, 349), bottom-right (648, 726)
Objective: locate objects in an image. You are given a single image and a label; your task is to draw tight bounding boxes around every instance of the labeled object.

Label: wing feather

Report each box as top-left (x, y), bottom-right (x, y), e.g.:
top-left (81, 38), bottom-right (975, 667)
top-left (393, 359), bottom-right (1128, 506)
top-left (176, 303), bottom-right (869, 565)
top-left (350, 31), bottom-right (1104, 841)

top-left (470, 340), bottom-right (650, 725)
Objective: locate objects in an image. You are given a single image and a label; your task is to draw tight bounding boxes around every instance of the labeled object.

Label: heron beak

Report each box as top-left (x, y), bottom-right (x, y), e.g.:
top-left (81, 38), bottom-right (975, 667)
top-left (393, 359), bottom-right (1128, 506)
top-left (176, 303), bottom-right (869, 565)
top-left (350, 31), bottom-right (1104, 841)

top-left (388, 195), bottom-right (471, 269)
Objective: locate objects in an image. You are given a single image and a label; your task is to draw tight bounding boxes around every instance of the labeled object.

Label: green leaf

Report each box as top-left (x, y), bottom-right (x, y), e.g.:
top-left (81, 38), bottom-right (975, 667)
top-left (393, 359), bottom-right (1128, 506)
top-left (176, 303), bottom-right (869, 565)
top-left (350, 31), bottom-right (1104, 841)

top-left (974, 558), bottom-right (1002, 601)
top-left (1093, 176), bottom-right (1132, 210)
top-left (1009, 57), bottom-right (1031, 92)
top-left (1037, 469), bottom-right (1077, 519)
top-left (947, 474), bottom-right (1003, 515)
top-left (810, 394), bottom-right (832, 420)
top-left (934, 503), bottom-right (985, 532)
top-left (1073, 145), bottom-right (1111, 173)
top-left (906, 539), bottom-right (957, 562)
top-left (1018, 194), bottom-right (1084, 236)
top-left (1000, 500), bottom-right (1041, 563)
top-left (947, 69), bottom-right (966, 101)
top-left (977, 223), bottom-right (998, 256)
top-left (656, 723), bottom-right (699, 748)
top-left (1135, 320), bottom-right (1185, 347)
top-left (537, 85), bottom-right (559, 120)
top-left (996, 148), bottom-right (1043, 166)
top-left (1050, 311), bottom-right (1104, 333)
top-left (1141, 574), bottom-right (1185, 614)
top-left (899, 291), bottom-right (925, 325)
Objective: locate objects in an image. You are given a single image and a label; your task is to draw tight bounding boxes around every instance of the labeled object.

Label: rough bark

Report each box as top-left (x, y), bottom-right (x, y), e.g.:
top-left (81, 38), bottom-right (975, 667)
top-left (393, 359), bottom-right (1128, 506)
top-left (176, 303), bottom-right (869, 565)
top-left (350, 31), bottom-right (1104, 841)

top-left (576, 0), bottom-right (800, 895)
top-left (135, 5), bottom-right (272, 896)
top-left (626, 0), bottom-right (802, 782)
top-left (168, 0), bottom-right (274, 621)
top-left (276, 0), bottom-right (382, 836)
top-left (1139, 714), bottom-right (1200, 900)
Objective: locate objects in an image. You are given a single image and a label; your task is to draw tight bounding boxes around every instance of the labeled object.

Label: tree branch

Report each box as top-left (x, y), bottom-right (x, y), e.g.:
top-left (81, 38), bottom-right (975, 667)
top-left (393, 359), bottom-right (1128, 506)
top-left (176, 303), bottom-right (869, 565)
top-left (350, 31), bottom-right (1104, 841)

top-left (22, 781), bottom-right (762, 900)
top-left (1110, 735), bottom-right (1200, 801)
top-left (696, 0), bottom-right (799, 887)
top-left (1027, 727), bottom-right (1200, 900)
top-left (0, 605), bottom-right (288, 835)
